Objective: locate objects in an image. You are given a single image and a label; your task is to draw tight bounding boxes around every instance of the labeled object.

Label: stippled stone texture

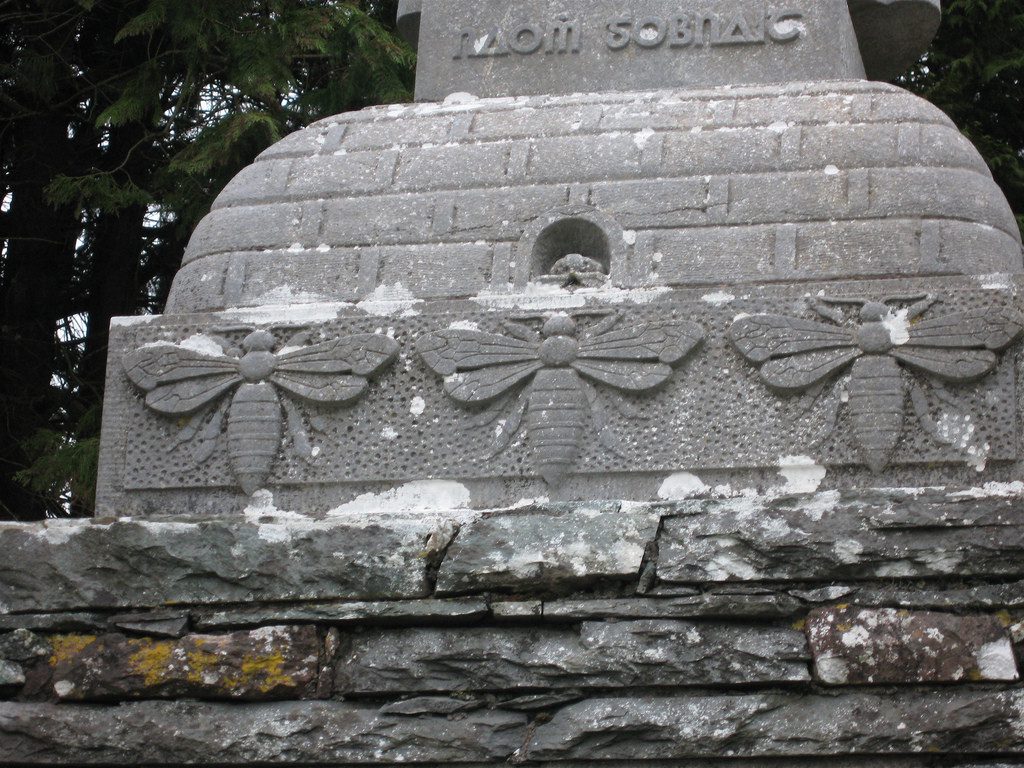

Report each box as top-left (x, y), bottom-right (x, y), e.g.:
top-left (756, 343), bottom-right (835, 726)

top-left (806, 606), bottom-right (1019, 685)
top-left (28, 627), bottom-right (319, 702)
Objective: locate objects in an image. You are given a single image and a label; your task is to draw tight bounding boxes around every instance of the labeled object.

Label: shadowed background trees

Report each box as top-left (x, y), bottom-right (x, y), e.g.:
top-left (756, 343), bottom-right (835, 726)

top-left (1, 0), bottom-right (413, 519)
top-left (0, 0), bottom-right (1021, 520)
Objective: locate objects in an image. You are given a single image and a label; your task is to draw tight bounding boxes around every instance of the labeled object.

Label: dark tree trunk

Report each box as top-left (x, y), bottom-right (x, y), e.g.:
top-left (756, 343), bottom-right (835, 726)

top-left (0, 115), bottom-right (79, 520)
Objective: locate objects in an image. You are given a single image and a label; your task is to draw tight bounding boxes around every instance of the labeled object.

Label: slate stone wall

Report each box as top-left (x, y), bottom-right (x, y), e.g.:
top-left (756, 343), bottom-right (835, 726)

top-left (1, 487), bottom-right (1023, 765)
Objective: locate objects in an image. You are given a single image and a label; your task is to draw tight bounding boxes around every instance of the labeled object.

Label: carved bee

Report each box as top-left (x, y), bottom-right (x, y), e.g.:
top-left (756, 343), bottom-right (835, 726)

top-left (417, 312), bottom-right (703, 486)
top-left (730, 294), bottom-right (1024, 472)
top-left (123, 329), bottom-right (399, 494)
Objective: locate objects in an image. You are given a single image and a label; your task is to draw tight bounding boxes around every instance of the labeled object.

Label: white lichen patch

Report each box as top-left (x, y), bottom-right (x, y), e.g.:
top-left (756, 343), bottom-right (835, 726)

top-left (976, 639), bottom-right (1020, 681)
top-left (949, 481), bottom-right (1024, 499)
top-left (777, 455), bottom-right (826, 494)
top-left (882, 308), bottom-right (912, 346)
top-left (815, 655), bottom-right (850, 684)
top-left (833, 538), bottom-right (864, 565)
top-left (799, 490), bottom-right (840, 522)
top-left (356, 283), bottom-right (422, 317)
top-left (330, 480), bottom-right (471, 515)
top-left (633, 128), bottom-right (656, 150)
top-left (657, 472), bottom-right (708, 500)
top-left (218, 301), bottom-right (346, 326)
top-left (409, 396), bottom-right (427, 417)
top-left (448, 320), bottom-right (481, 332)
top-left (34, 520), bottom-right (87, 546)
top-left (701, 291), bottom-right (736, 307)
top-left (823, 164), bottom-right (840, 176)
top-left (176, 334), bottom-right (225, 357)
top-left (53, 680), bottom-right (75, 698)
top-left (380, 426), bottom-right (399, 441)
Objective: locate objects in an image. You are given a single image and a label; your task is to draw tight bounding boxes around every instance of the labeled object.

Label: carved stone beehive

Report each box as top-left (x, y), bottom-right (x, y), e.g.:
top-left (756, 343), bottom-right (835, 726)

top-left (96, 0), bottom-right (1022, 515)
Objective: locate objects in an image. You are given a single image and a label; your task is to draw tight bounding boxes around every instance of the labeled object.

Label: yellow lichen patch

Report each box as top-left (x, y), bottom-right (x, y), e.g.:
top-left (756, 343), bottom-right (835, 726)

top-left (791, 618), bottom-right (807, 631)
top-left (126, 639), bottom-right (176, 687)
top-left (48, 635), bottom-right (98, 667)
top-left (230, 650), bottom-right (296, 694)
top-left (995, 610), bottom-right (1014, 628)
top-left (183, 646), bottom-right (224, 686)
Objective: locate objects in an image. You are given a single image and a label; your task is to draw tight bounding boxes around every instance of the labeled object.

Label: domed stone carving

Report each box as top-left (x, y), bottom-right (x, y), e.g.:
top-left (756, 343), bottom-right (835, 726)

top-left (98, 0), bottom-right (1023, 515)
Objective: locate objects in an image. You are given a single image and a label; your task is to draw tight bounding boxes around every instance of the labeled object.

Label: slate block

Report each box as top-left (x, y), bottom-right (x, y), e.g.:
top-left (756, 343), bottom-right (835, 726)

top-left (336, 621), bottom-right (810, 694)
top-left (658, 490), bottom-right (1024, 583)
top-left (0, 515), bottom-right (441, 613)
top-left (524, 690), bottom-right (1024, 760)
top-left (0, 700), bottom-right (528, 764)
top-left (435, 506), bottom-right (660, 595)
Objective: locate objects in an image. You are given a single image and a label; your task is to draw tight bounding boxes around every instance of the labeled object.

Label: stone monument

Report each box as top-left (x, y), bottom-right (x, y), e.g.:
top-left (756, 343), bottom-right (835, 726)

top-left (2, 0), bottom-right (1024, 764)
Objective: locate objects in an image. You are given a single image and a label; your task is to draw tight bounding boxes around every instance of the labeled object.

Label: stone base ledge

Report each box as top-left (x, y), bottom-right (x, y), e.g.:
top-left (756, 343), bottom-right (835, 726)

top-left (2, 485), bottom-right (1023, 615)
top-left (1, 690), bottom-right (1022, 764)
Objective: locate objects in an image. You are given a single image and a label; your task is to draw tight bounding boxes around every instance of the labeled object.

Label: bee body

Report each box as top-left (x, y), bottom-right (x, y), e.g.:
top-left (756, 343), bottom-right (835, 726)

top-left (848, 355), bottom-right (905, 472)
top-left (528, 368), bottom-right (589, 486)
top-left (227, 382), bottom-right (283, 495)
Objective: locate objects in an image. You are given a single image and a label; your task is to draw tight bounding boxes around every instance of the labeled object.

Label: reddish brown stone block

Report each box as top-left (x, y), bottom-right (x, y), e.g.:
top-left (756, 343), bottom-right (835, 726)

top-left (806, 605), bottom-right (1019, 685)
top-left (31, 626), bottom-right (319, 702)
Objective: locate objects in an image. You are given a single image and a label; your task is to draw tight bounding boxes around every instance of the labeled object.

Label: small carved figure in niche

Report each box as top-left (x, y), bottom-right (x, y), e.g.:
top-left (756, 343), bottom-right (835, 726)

top-left (418, 311), bottom-right (703, 486)
top-left (730, 294), bottom-right (1024, 472)
top-left (123, 329), bottom-right (399, 494)
top-left (543, 253), bottom-right (609, 290)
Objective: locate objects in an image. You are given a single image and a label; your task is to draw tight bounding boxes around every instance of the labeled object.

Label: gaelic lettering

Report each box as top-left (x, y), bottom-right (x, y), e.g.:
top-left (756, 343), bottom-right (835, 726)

top-left (455, 9), bottom-right (804, 60)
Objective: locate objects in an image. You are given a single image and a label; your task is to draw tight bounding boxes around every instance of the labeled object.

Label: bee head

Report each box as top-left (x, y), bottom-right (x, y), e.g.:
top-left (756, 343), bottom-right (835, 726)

top-left (242, 330), bottom-right (277, 353)
top-left (542, 314), bottom-right (577, 338)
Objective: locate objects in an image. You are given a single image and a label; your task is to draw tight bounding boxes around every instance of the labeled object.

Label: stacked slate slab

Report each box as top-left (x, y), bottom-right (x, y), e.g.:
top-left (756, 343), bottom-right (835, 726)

top-left (4, 0), bottom-right (1023, 765)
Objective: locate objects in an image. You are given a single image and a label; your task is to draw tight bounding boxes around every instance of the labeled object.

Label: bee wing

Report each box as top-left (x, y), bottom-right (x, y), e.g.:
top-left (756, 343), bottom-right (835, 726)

top-left (906, 306), bottom-right (1024, 350)
top-left (276, 334), bottom-right (399, 377)
top-left (891, 347), bottom-right (998, 383)
top-left (122, 345), bottom-right (241, 415)
top-left (731, 315), bottom-right (857, 363)
top-left (758, 348), bottom-right (861, 394)
top-left (417, 330), bottom-right (540, 376)
top-left (572, 359), bottom-right (675, 392)
top-left (445, 360), bottom-right (543, 404)
top-left (578, 320), bottom-right (704, 364)
top-left (270, 372), bottom-right (369, 405)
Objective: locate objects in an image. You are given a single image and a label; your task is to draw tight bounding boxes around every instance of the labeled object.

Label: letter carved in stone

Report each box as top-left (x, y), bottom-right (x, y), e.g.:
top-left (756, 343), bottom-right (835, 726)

top-left (417, 312), bottom-right (704, 486)
top-left (730, 295), bottom-right (1024, 472)
top-left (123, 330), bottom-right (399, 494)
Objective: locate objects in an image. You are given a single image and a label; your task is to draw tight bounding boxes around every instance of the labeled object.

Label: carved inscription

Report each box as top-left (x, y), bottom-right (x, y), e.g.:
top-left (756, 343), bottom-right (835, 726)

top-left (417, 312), bottom-right (703, 486)
top-left (123, 330), bottom-right (399, 495)
top-left (730, 295), bottom-right (1024, 472)
top-left (454, 9), bottom-right (804, 60)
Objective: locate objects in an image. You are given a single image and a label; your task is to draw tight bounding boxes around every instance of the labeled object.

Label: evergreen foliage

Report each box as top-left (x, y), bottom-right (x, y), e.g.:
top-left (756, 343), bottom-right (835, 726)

top-left (0, 0), bottom-right (1021, 519)
top-left (901, 0), bottom-right (1024, 233)
top-left (0, 0), bottom-right (413, 519)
